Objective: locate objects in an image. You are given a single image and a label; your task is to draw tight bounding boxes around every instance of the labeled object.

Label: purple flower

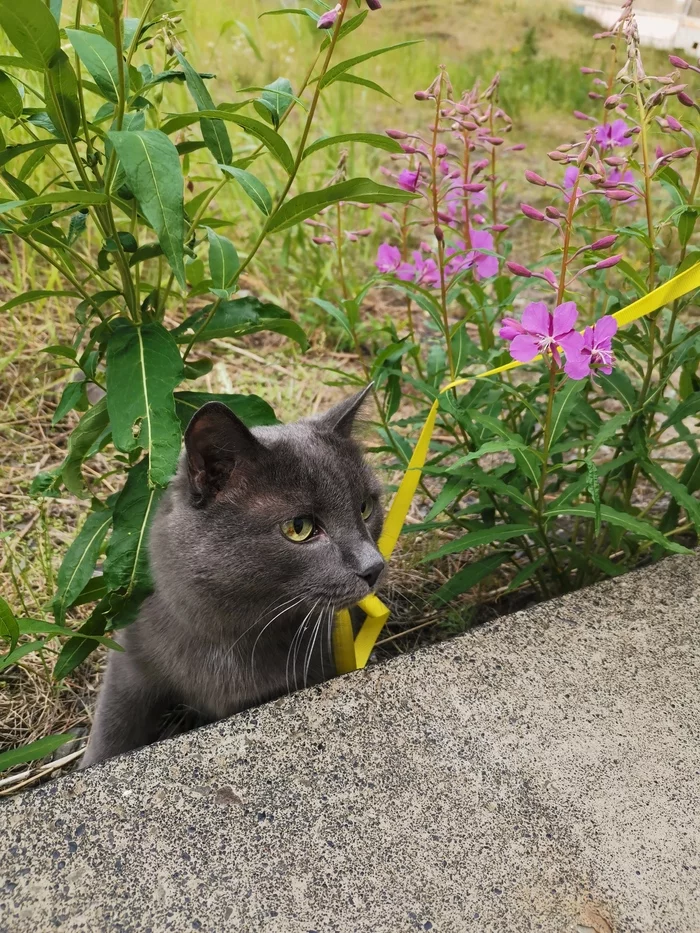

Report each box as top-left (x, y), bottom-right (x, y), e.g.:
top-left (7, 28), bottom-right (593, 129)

top-left (316, 4), bottom-right (341, 28)
top-left (594, 119), bottom-right (632, 149)
top-left (467, 229), bottom-right (498, 279)
top-left (376, 243), bottom-right (401, 273)
top-left (397, 167), bottom-right (422, 192)
top-left (564, 316), bottom-right (618, 380)
top-left (443, 183), bottom-right (486, 227)
top-left (500, 301), bottom-right (578, 367)
top-left (563, 165), bottom-right (582, 202)
top-left (410, 250), bottom-right (440, 286)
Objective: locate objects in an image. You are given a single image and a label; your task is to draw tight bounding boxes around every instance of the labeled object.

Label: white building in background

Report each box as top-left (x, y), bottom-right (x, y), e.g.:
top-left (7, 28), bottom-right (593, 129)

top-left (573, 0), bottom-right (700, 51)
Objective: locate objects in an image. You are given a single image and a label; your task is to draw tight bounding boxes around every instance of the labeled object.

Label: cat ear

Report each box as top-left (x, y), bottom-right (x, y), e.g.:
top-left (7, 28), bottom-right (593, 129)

top-left (184, 402), bottom-right (263, 505)
top-left (317, 383), bottom-right (373, 439)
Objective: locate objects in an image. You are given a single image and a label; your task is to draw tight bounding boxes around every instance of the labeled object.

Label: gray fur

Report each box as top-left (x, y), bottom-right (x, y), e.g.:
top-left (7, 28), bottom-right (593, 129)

top-left (81, 388), bottom-right (384, 767)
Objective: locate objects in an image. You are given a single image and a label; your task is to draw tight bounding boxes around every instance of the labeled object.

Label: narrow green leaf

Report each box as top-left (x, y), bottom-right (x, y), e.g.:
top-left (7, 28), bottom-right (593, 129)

top-left (218, 164), bottom-right (272, 215)
top-left (53, 507), bottom-right (112, 622)
top-left (0, 596), bottom-right (19, 652)
top-left (107, 129), bottom-right (186, 287)
top-left (545, 503), bottom-right (692, 554)
top-left (451, 439), bottom-right (525, 468)
top-left (434, 552), bottom-right (509, 604)
top-left (550, 379), bottom-right (583, 446)
top-left (173, 296), bottom-right (287, 341)
top-left (319, 40), bottom-right (422, 90)
top-left (0, 288), bottom-right (80, 313)
top-left (52, 611), bottom-right (106, 681)
top-left (174, 51), bottom-right (232, 166)
top-left (589, 410), bottom-right (631, 455)
top-left (255, 317), bottom-right (309, 351)
top-left (333, 73), bottom-right (395, 99)
top-left (422, 524), bottom-right (536, 562)
top-left (302, 132), bottom-right (403, 160)
top-left (0, 190), bottom-right (108, 217)
top-left (52, 379), bottom-right (85, 425)
top-left (234, 19), bottom-right (263, 61)
top-left (584, 460), bottom-right (601, 535)
top-left (268, 178), bottom-right (417, 232)
top-left (103, 459), bottom-right (164, 593)
top-left (0, 140), bottom-right (59, 171)
top-left (643, 459), bottom-right (700, 532)
top-left (44, 50), bottom-right (80, 140)
top-left (0, 0), bottom-right (60, 70)
top-left (206, 226), bottom-right (239, 290)
top-left (597, 368), bottom-right (637, 410)
top-left (174, 391), bottom-right (278, 431)
top-left (160, 111), bottom-right (294, 174)
top-left (254, 76), bottom-right (293, 129)
top-left (105, 319), bottom-right (183, 486)
top-left (0, 733), bottom-right (75, 772)
top-left (507, 555), bottom-right (546, 592)
top-left (660, 391), bottom-right (700, 432)
top-left (0, 641), bottom-right (47, 673)
top-left (310, 297), bottom-right (353, 338)
top-left (61, 398), bottom-right (110, 497)
top-left (65, 28), bottom-right (124, 103)
top-left (0, 70), bottom-right (22, 119)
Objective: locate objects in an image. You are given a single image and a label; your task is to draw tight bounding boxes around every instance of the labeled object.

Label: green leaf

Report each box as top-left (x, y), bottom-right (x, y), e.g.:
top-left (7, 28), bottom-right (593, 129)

top-left (0, 189), bottom-right (108, 217)
top-left (0, 595), bottom-right (19, 652)
top-left (161, 110), bottom-right (294, 175)
top-left (615, 259), bottom-right (647, 298)
top-left (53, 507), bottom-right (112, 622)
top-left (206, 226), bottom-right (239, 290)
top-left (65, 28), bottom-right (124, 103)
top-left (302, 132), bottom-right (403, 161)
top-left (545, 504), bottom-right (692, 555)
top-left (0, 0), bottom-right (60, 70)
top-left (0, 288), bottom-right (79, 313)
top-left (0, 70), bottom-right (22, 119)
top-left (584, 460), bottom-right (601, 535)
top-left (588, 410), bottom-right (631, 455)
top-left (256, 317), bottom-right (309, 351)
top-left (550, 379), bottom-right (583, 446)
top-left (319, 40), bottom-right (422, 90)
top-left (434, 552), bottom-right (509, 604)
top-left (452, 438), bottom-right (525, 467)
top-left (678, 209), bottom-right (698, 249)
top-left (597, 368), bottom-right (637, 410)
top-left (660, 391), bottom-right (700, 432)
top-left (174, 391), bottom-right (279, 431)
top-left (174, 51), bottom-right (232, 166)
top-left (0, 640), bottom-right (47, 673)
top-left (61, 397), bottom-right (110, 497)
top-left (103, 458), bottom-right (164, 593)
top-left (173, 296), bottom-right (286, 342)
top-left (105, 319), bottom-right (184, 486)
top-left (268, 178), bottom-right (417, 232)
top-left (0, 733), bottom-right (75, 772)
top-left (254, 77), bottom-right (293, 129)
top-left (233, 19), bottom-right (262, 61)
top-left (0, 140), bottom-right (59, 171)
top-left (259, 8), bottom-right (319, 20)
top-left (52, 379), bottom-right (85, 425)
top-left (107, 129), bottom-right (186, 287)
top-left (333, 73), bottom-right (395, 99)
top-left (218, 164), bottom-right (272, 215)
top-left (643, 459), bottom-right (700, 532)
top-left (310, 297), bottom-right (353, 338)
top-left (44, 50), bottom-right (80, 141)
top-left (422, 524), bottom-right (536, 562)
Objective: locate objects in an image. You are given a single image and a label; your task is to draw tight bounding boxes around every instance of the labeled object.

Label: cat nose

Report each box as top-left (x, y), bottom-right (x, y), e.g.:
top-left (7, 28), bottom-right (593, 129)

top-left (358, 556), bottom-right (385, 589)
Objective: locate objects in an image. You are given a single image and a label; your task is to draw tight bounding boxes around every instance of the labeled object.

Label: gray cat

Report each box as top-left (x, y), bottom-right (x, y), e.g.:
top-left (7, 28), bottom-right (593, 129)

top-left (81, 387), bottom-right (384, 767)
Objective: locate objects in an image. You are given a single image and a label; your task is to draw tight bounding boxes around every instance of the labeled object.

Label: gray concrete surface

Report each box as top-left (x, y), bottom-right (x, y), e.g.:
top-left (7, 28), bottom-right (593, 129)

top-left (2, 553), bottom-right (700, 933)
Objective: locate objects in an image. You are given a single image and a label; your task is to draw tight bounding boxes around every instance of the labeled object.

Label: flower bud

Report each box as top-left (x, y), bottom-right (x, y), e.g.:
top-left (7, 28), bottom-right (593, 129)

top-left (386, 129), bottom-right (409, 139)
top-left (678, 91), bottom-right (695, 107)
top-left (666, 114), bottom-right (683, 131)
top-left (594, 254), bottom-right (622, 269)
top-left (604, 190), bottom-right (634, 201)
top-left (435, 142), bottom-right (448, 157)
top-left (604, 94), bottom-right (622, 109)
top-left (491, 223), bottom-right (509, 232)
top-left (463, 182), bottom-right (486, 192)
top-left (312, 236), bottom-right (334, 245)
top-left (434, 225), bottom-right (444, 242)
top-left (603, 156), bottom-right (626, 166)
top-left (509, 143), bottom-right (526, 151)
top-left (521, 203), bottom-right (545, 221)
top-left (366, 0), bottom-right (382, 9)
top-left (670, 54), bottom-right (689, 69)
top-left (588, 92), bottom-right (603, 100)
top-left (316, 4), bottom-right (340, 28)
top-left (525, 170), bottom-right (548, 186)
top-left (573, 110), bottom-right (593, 121)
top-left (668, 147), bottom-right (694, 159)
top-left (545, 206), bottom-right (564, 219)
top-left (542, 268), bottom-right (558, 288)
top-left (580, 67), bottom-right (602, 75)
top-left (379, 211), bottom-right (393, 222)
top-left (506, 261), bottom-right (532, 277)
top-left (590, 234), bottom-right (617, 250)
top-left (482, 136), bottom-right (504, 145)
top-left (547, 150), bottom-right (567, 162)
top-left (414, 90), bottom-right (430, 101)
top-left (471, 158), bottom-right (489, 174)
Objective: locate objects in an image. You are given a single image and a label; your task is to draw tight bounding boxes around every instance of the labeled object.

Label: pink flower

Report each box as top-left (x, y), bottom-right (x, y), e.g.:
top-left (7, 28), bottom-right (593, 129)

top-left (376, 243), bottom-right (401, 273)
top-left (500, 301), bottom-right (578, 368)
top-left (563, 165), bottom-right (582, 202)
top-left (397, 167), bottom-right (422, 192)
top-left (594, 119), bottom-right (632, 149)
top-left (467, 229), bottom-right (498, 279)
top-left (411, 250), bottom-right (440, 286)
top-left (316, 4), bottom-right (341, 28)
top-left (564, 316), bottom-right (618, 380)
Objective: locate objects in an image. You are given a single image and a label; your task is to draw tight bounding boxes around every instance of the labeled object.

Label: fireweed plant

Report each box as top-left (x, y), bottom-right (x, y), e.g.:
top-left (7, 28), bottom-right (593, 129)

top-left (0, 0), bottom-right (420, 761)
top-left (318, 2), bottom-right (699, 608)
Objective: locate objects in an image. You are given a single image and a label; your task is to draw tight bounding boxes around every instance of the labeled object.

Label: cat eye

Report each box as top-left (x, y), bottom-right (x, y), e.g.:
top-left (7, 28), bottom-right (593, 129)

top-left (281, 516), bottom-right (316, 542)
top-left (361, 499), bottom-right (373, 520)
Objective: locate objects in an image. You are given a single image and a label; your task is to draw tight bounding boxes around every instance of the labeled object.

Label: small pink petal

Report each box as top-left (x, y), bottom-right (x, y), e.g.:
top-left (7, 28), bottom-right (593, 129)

top-left (593, 315), bottom-right (618, 341)
top-left (564, 357), bottom-right (591, 380)
top-left (521, 301), bottom-right (551, 337)
top-left (509, 335), bottom-right (541, 362)
top-left (552, 301), bottom-right (578, 336)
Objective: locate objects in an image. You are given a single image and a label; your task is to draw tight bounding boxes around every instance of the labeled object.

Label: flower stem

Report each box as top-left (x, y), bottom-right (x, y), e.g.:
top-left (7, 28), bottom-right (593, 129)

top-left (335, 203), bottom-right (349, 300)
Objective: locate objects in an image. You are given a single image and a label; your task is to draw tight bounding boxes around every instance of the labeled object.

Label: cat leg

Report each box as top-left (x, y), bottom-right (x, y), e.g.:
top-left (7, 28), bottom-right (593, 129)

top-left (80, 654), bottom-right (173, 768)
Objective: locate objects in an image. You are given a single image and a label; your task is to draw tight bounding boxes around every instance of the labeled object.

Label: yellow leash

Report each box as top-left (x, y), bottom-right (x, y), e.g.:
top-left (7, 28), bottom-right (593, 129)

top-left (333, 260), bottom-right (700, 673)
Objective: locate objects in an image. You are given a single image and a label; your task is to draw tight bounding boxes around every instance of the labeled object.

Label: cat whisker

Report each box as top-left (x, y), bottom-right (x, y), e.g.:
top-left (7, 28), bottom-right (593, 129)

top-left (303, 601), bottom-right (326, 690)
top-left (288, 599), bottom-right (320, 695)
top-left (249, 594), bottom-right (308, 682)
top-left (223, 592), bottom-right (306, 667)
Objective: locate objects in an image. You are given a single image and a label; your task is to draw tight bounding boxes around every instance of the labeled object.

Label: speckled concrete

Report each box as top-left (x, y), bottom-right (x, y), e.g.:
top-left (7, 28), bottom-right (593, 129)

top-left (2, 554), bottom-right (700, 933)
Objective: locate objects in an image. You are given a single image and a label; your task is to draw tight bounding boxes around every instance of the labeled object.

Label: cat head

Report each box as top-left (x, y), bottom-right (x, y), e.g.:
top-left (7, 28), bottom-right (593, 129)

top-left (155, 387), bottom-right (385, 614)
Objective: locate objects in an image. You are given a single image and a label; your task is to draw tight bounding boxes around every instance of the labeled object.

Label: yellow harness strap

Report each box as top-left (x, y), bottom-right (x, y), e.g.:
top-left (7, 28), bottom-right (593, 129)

top-left (333, 261), bottom-right (700, 673)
